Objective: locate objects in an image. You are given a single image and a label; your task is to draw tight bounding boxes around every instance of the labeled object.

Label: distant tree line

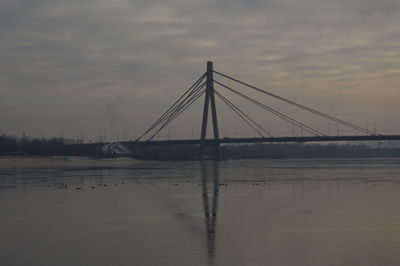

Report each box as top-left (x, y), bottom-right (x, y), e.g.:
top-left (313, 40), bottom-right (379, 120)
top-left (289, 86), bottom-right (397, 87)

top-left (0, 135), bottom-right (81, 156)
top-left (222, 143), bottom-right (400, 159)
top-left (2, 134), bottom-right (400, 159)
top-left (129, 143), bottom-right (400, 160)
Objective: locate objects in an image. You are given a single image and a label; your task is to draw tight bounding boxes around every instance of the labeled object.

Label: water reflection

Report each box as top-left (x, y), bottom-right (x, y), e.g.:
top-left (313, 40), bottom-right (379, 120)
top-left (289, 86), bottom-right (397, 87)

top-left (201, 162), bottom-right (220, 265)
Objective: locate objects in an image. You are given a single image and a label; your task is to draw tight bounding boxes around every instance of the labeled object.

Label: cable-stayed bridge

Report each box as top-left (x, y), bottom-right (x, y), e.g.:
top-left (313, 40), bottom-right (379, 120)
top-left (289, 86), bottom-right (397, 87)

top-left (120, 61), bottom-right (398, 160)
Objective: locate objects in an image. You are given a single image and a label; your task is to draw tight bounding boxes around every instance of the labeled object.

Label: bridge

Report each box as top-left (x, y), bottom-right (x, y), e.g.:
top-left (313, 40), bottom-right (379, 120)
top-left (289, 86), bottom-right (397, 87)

top-left (63, 61), bottom-right (398, 159)
top-left (116, 61), bottom-right (397, 160)
top-left (130, 135), bottom-right (400, 147)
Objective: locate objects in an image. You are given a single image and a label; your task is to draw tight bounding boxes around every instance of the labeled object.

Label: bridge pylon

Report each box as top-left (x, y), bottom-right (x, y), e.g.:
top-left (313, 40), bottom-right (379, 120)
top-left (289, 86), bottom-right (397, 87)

top-left (199, 61), bottom-right (220, 160)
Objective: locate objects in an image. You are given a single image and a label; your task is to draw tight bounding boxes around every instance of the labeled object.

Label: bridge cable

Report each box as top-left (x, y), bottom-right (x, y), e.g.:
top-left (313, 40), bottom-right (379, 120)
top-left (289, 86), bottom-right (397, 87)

top-left (147, 86), bottom-right (206, 141)
top-left (137, 74), bottom-right (206, 141)
top-left (145, 80), bottom-right (206, 136)
top-left (214, 70), bottom-right (378, 136)
top-left (214, 89), bottom-right (273, 138)
top-left (214, 80), bottom-right (326, 137)
top-left (215, 90), bottom-right (272, 138)
top-left (136, 73), bottom-right (206, 141)
top-left (144, 83), bottom-right (205, 141)
top-left (148, 72), bottom-right (206, 129)
top-left (215, 90), bottom-right (265, 138)
top-left (147, 85), bottom-right (207, 141)
top-left (215, 80), bottom-right (325, 136)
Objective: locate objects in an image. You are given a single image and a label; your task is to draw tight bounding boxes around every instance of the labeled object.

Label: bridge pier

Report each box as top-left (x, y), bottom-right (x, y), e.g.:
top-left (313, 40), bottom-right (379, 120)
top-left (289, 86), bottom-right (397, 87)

top-left (199, 61), bottom-right (221, 160)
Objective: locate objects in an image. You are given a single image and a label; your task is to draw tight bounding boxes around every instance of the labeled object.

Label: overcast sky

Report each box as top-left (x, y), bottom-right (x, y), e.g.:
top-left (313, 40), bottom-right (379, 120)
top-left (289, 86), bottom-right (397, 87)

top-left (1, 0), bottom-right (399, 141)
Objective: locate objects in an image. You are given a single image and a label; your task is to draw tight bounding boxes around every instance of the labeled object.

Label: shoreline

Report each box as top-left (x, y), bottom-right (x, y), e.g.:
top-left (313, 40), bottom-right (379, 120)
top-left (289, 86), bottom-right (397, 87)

top-left (0, 156), bottom-right (142, 169)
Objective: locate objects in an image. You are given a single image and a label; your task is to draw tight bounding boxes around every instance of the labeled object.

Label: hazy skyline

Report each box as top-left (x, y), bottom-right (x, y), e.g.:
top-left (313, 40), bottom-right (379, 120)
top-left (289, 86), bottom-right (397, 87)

top-left (1, 0), bottom-right (399, 141)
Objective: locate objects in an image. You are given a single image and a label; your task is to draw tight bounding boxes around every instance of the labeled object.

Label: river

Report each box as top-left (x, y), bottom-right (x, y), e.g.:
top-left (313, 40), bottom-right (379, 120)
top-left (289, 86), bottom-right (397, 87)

top-left (1, 157), bottom-right (400, 266)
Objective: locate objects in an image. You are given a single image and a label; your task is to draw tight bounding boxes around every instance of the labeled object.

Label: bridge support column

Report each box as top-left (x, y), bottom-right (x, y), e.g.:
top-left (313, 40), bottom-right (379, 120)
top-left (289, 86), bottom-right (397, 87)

top-left (199, 61), bottom-right (220, 160)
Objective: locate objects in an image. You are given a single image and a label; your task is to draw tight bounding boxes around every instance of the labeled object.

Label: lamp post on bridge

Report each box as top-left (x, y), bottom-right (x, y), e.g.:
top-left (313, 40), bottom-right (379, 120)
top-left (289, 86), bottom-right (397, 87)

top-left (199, 61), bottom-right (221, 160)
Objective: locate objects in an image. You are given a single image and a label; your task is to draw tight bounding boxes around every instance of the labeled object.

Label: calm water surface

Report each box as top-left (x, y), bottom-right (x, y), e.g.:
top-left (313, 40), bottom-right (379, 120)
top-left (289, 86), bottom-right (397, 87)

top-left (1, 157), bottom-right (400, 266)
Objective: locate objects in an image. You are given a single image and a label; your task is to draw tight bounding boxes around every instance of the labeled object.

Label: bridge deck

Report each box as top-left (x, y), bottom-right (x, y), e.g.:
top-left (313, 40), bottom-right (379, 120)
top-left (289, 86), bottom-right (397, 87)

top-left (128, 135), bottom-right (400, 146)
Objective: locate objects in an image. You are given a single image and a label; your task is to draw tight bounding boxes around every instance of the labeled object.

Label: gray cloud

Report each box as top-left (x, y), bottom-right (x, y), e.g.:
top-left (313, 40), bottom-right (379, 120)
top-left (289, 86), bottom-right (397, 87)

top-left (1, 0), bottom-right (400, 139)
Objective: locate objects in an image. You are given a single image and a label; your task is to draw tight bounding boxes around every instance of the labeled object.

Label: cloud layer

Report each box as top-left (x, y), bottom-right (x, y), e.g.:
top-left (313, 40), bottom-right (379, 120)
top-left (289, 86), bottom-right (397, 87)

top-left (1, 0), bottom-right (400, 139)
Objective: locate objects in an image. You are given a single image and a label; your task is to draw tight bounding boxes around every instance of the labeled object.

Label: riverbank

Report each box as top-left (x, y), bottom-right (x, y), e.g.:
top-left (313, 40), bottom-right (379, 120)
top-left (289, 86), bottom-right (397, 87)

top-left (0, 156), bottom-right (141, 169)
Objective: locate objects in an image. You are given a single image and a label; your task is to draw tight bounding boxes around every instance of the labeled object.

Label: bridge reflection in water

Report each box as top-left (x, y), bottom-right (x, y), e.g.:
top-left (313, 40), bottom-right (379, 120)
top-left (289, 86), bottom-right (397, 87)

top-left (201, 162), bottom-right (220, 265)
